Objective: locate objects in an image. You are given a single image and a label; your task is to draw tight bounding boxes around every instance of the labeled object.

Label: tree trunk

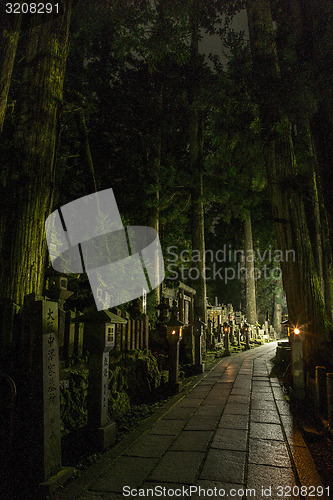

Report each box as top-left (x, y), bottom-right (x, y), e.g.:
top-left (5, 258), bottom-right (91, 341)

top-left (187, 15), bottom-right (207, 326)
top-left (321, 208), bottom-right (333, 322)
top-left (148, 79), bottom-right (163, 308)
top-left (273, 290), bottom-right (282, 337)
top-left (0, 2), bottom-right (73, 349)
top-left (244, 211), bottom-right (257, 324)
top-left (0, 9), bottom-right (22, 133)
top-left (280, 0), bottom-right (333, 262)
top-left (246, 0), bottom-right (331, 369)
top-left (310, 103), bottom-right (333, 260)
top-left (75, 108), bottom-right (98, 193)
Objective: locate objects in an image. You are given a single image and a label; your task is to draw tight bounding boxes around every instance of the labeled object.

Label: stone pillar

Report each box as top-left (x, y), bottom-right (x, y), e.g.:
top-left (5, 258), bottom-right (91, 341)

top-left (131, 319), bottom-right (136, 350)
top-left (20, 297), bottom-right (64, 484)
top-left (86, 338), bottom-right (116, 450)
top-left (180, 325), bottom-right (194, 364)
top-left (189, 294), bottom-right (195, 324)
top-left (193, 320), bottom-right (205, 373)
top-left (74, 312), bottom-right (84, 357)
top-left (168, 337), bottom-right (182, 393)
top-left (179, 292), bottom-right (185, 323)
top-left (64, 311), bottom-right (75, 359)
top-left (315, 366), bottom-right (327, 416)
top-left (245, 328), bottom-right (250, 350)
top-left (292, 334), bottom-right (305, 399)
top-left (236, 327), bottom-right (241, 347)
top-left (224, 329), bottom-right (230, 356)
top-left (327, 373), bottom-right (333, 430)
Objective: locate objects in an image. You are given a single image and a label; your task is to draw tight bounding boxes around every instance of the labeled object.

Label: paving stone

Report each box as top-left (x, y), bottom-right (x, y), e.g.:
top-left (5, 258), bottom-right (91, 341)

top-left (228, 395), bottom-right (250, 404)
top-left (251, 391), bottom-right (275, 401)
top-left (192, 481), bottom-right (245, 500)
top-left (90, 456), bottom-right (158, 492)
top-left (282, 418), bottom-right (308, 448)
top-left (170, 430), bottom-right (213, 452)
top-left (251, 386), bottom-right (272, 394)
top-left (200, 449), bottom-right (245, 484)
top-left (184, 415), bottom-right (220, 431)
top-left (247, 464), bottom-right (299, 499)
top-left (251, 399), bottom-right (276, 411)
top-left (177, 398), bottom-right (202, 408)
top-left (200, 398), bottom-right (227, 407)
top-left (149, 419), bottom-right (185, 435)
top-left (276, 399), bottom-right (291, 415)
top-left (250, 422), bottom-right (284, 441)
top-left (214, 381), bottom-right (233, 387)
top-left (125, 433), bottom-right (175, 458)
top-left (250, 409), bottom-right (280, 424)
top-left (230, 388), bottom-right (250, 396)
top-left (218, 414), bottom-right (248, 430)
top-left (210, 387), bottom-right (233, 395)
top-left (149, 451), bottom-right (204, 483)
top-left (194, 406), bottom-right (224, 417)
top-left (163, 406), bottom-right (195, 420)
top-left (223, 403), bottom-right (250, 415)
top-left (216, 376), bottom-right (237, 383)
top-left (190, 387), bottom-right (212, 395)
top-left (212, 428), bottom-right (248, 451)
top-left (248, 438), bottom-right (291, 467)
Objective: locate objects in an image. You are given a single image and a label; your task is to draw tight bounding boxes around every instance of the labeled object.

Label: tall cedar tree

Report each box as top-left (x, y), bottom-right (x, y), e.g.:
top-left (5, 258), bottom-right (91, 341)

top-left (0, 1), bottom-right (73, 351)
top-left (246, 0), bottom-right (331, 369)
top-left (188, 10), bottom-right (207, 325)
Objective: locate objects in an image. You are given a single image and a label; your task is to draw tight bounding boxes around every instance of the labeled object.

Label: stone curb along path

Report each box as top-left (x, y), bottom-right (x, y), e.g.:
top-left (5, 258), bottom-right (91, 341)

top-left (56, 342), bottom-right (329, 500)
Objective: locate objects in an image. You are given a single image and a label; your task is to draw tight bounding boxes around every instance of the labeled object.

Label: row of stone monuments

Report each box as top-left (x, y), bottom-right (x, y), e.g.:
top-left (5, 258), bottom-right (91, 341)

top-left (1, 275), bottom-right (152, 496)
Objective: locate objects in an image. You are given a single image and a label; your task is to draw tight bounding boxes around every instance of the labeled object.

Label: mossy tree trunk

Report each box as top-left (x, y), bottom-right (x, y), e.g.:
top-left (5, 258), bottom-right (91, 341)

top-left (0, 9), bottom-right (22, 133)
top-left (246, 0), bottom-right (331, 369)
top-left (0, 2), bottom-right (73, 349)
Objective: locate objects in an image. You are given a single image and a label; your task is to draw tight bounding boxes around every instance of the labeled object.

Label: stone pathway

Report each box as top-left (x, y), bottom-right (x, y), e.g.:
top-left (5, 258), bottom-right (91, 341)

top-left (57, 342), bottom-right (329, 500)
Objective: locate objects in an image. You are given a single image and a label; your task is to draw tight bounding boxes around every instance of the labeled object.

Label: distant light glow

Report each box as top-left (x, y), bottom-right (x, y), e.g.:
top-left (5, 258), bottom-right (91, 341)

top-left (294, 328), bottom-right (300, 335)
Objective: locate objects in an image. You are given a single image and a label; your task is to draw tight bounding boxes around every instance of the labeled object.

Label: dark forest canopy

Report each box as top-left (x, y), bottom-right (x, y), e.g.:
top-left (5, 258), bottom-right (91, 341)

top-left (0, 0), bottom-right (333, 368)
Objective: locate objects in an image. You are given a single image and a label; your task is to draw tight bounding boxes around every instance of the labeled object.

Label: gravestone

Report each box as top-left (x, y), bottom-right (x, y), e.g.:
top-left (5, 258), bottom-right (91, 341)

top-left (21, 296), bottom-right (62, 482)
top-left (78, 309), bottom-right (127, 450)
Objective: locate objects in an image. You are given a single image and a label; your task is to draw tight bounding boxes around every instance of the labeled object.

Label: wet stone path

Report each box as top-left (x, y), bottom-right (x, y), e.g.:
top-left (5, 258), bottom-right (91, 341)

top-left (58, 342), bottom-right (328, 500)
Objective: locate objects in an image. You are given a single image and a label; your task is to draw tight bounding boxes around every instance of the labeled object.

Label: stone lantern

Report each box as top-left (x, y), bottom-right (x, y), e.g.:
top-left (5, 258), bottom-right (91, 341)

top-left (76, 308), bottom-right (127, 450)
top-left (223, 322), bottom-right (231, 356)
top-left (166, 311), bottom-right (183, 393)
